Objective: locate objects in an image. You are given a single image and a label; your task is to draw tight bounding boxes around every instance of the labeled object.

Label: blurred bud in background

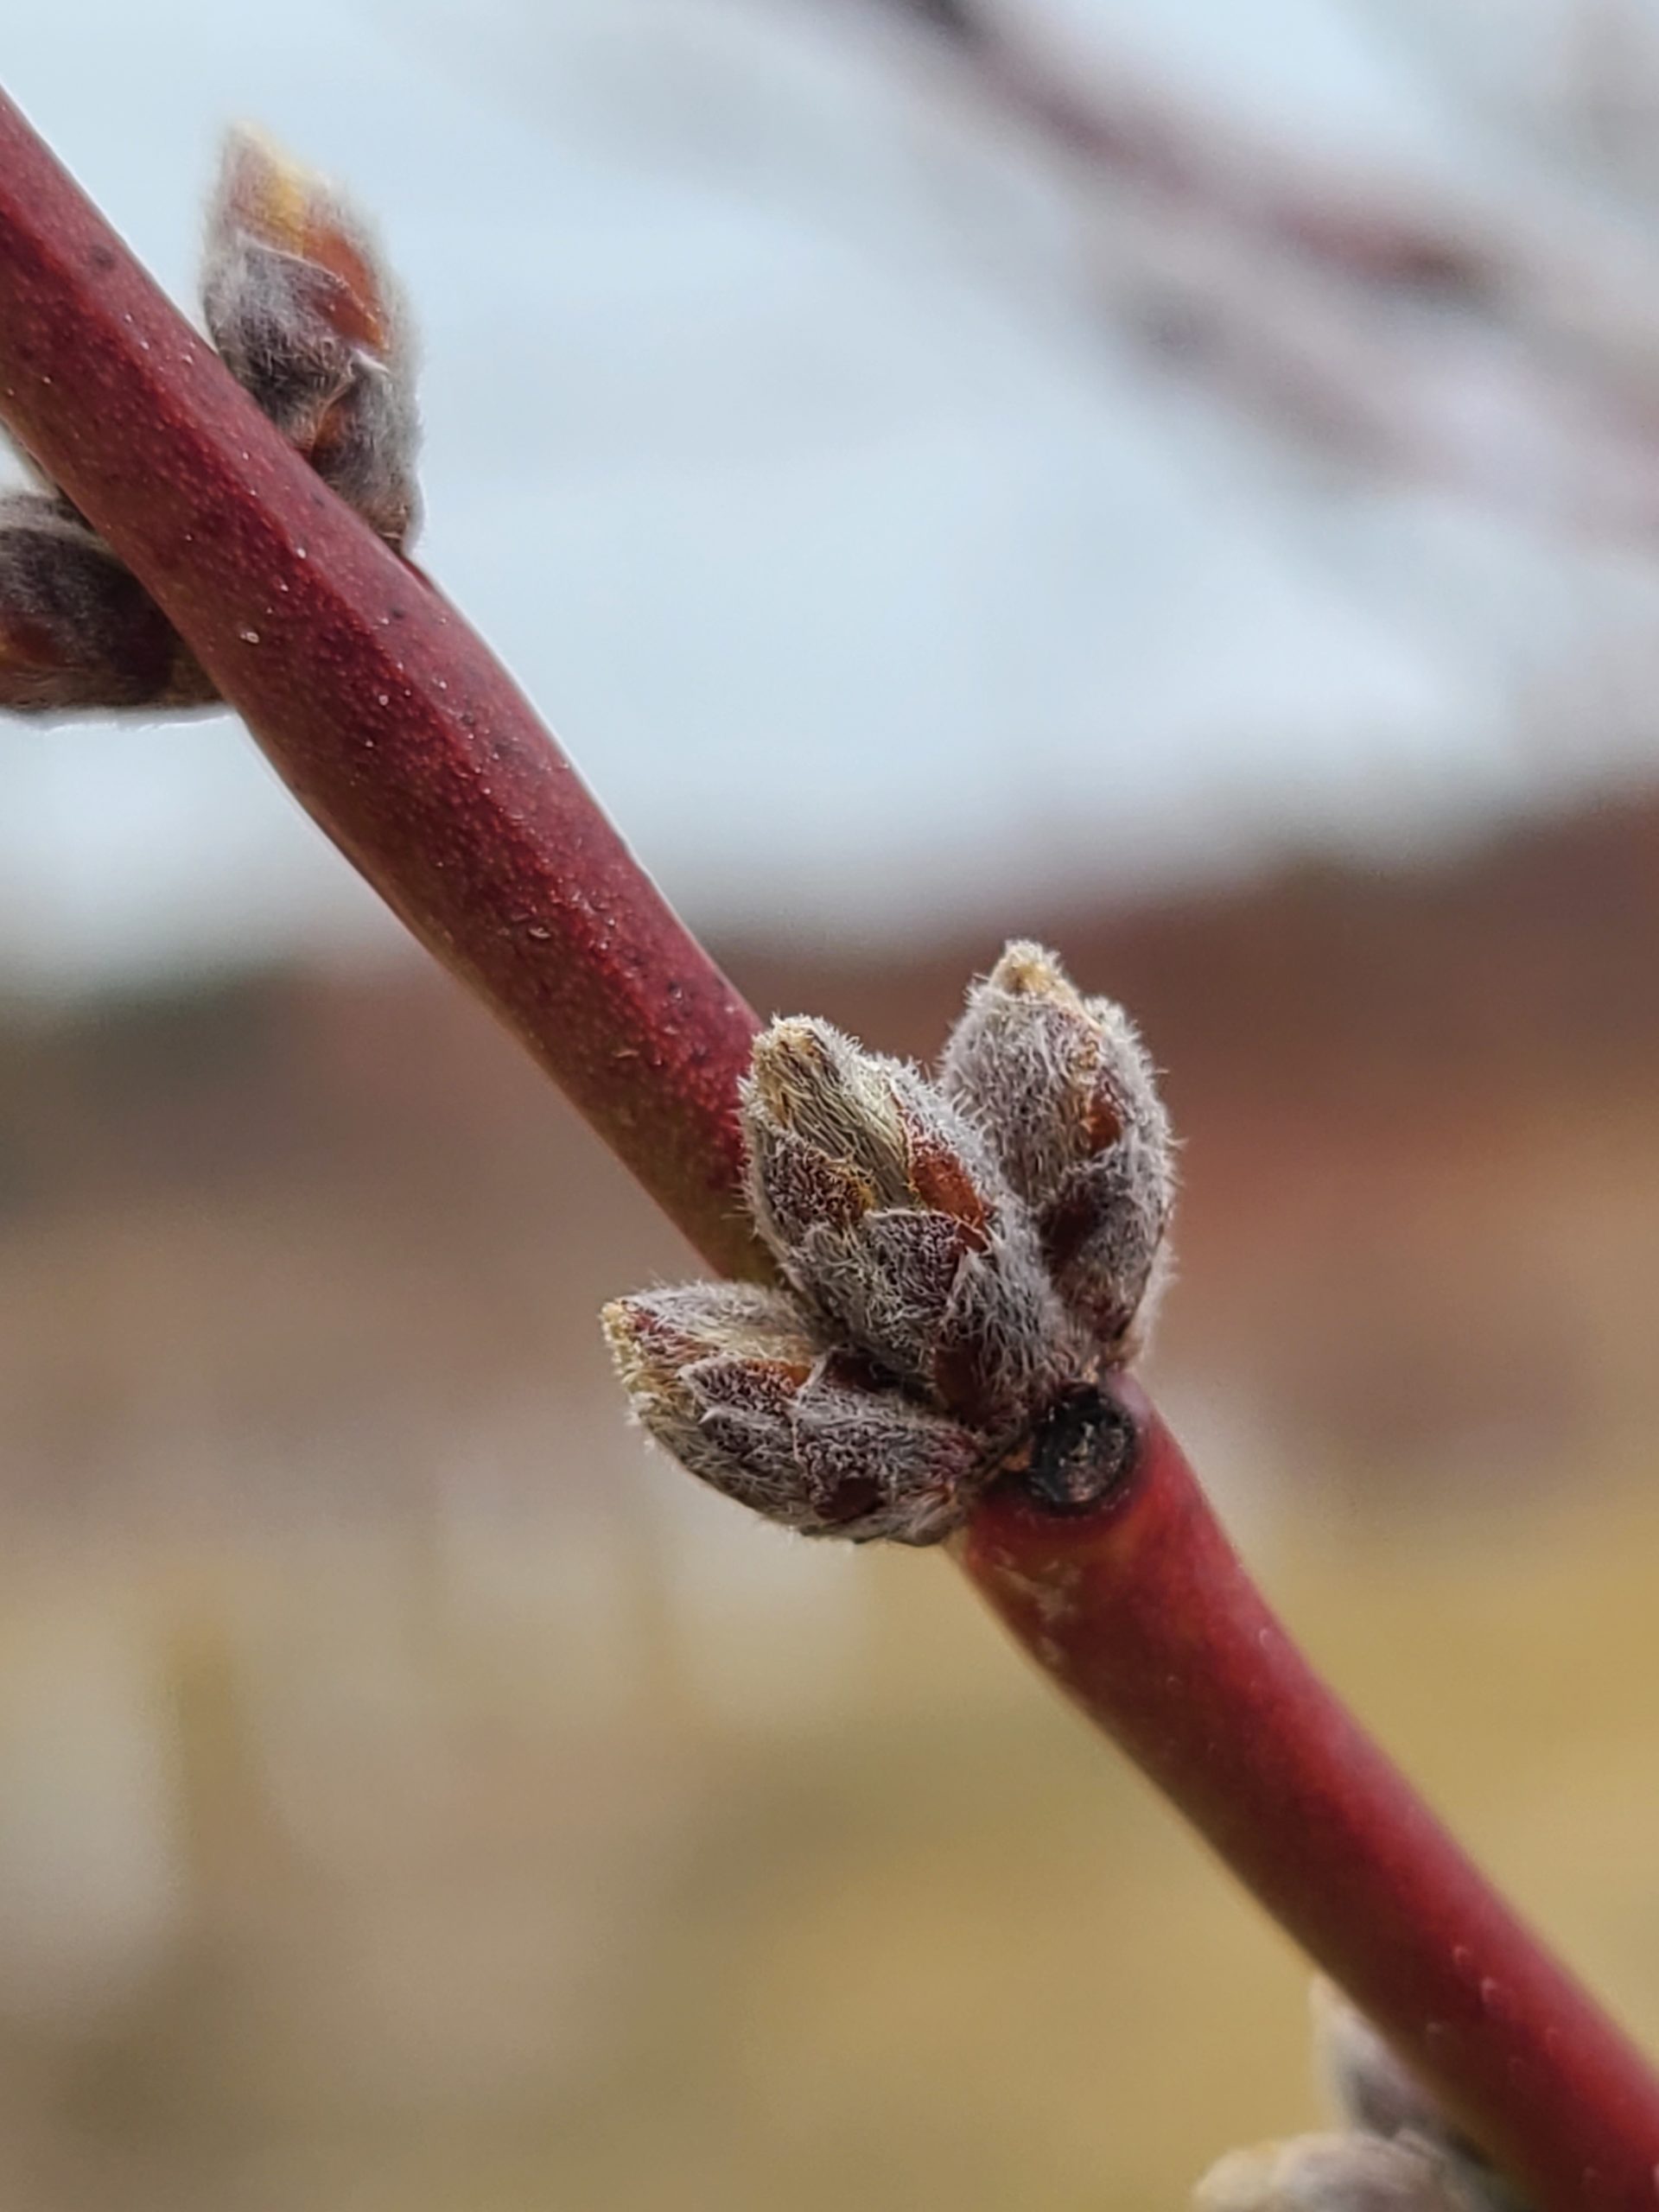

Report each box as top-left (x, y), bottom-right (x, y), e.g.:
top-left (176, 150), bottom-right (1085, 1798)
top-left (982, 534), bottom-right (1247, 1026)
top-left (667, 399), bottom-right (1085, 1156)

top-left (0, 491), bottom-right (212, 714)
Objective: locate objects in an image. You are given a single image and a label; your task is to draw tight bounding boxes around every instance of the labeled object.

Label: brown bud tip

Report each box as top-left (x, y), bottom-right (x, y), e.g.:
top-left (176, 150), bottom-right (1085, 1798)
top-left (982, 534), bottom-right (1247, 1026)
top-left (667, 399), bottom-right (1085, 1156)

top-left (746, 1019), bottom-right (910, 1208)
top-left (940, 939), bottom-right (1173, 1356)
top-left (0, 493), bottom-right (214, 715)
top-left (1194, 2134), bottom-right (1482, 2212)
top-left (203, 126), bottom-right (420, 546)
top-left (602, 1281), bottom-right (817, 1407)
top-left (601, 1282), bottom-right (987, 1544)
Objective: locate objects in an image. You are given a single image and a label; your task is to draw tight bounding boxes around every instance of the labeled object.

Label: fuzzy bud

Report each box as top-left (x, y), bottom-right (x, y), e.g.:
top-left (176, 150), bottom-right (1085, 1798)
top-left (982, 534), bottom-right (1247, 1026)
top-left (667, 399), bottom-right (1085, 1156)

top-left (0, 493), bottom-right (213, 714)
top-left (1312, 1986), bottom-right (1523, 2212)
top-left (1314, 1984), bottom-right (1455, 2151)
top-left (601, 1281), bottom-right (988, 1543)
top-left (940, 941), bottom-right (1173, 1355)
top-left (203, 127), bottom-right (420, 546)
top-left (741, 1017), bottom-right (1071, 1435)
top-left (1194, 2134), bottom-right (1487, 2212)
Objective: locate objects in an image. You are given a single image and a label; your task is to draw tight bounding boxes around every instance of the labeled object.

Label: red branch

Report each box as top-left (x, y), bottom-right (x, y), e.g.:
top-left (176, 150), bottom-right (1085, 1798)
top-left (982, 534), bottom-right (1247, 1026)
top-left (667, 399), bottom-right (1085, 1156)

top-left (964, 1382), bottom-right (1659, 2210)
top-left (0, 87), bottom-right (1655, 2210)
top-left (0, 92), bottom-right (765, 1282)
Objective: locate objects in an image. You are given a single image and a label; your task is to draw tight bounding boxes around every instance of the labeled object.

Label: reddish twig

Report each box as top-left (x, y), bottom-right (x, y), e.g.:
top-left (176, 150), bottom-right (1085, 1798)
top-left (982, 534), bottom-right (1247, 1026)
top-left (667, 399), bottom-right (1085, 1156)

top-left (0, 87), bottom-right (1656, 2209)
top-left (964, 1382), bottom-right (1659, 2210)
top-left (0, 92), bottom-right (764, 1282)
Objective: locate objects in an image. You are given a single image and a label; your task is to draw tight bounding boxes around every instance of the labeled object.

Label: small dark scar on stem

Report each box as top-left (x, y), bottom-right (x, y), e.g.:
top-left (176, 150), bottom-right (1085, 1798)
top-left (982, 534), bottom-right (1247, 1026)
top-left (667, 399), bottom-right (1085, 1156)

top-left (997, 1382), bottom-right (1140, 1516)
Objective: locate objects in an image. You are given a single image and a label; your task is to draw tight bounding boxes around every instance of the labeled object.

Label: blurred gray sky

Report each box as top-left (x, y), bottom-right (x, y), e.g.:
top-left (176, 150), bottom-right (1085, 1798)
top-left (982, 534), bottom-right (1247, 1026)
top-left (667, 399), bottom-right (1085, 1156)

top-left (8, 0), bottom-right (1659, 989)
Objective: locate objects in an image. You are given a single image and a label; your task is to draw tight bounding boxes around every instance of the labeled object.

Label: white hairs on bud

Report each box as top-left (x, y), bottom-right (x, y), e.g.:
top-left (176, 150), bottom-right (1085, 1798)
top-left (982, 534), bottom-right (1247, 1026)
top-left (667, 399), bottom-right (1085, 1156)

top-left (202, 126), bottom-right (421, 547)
top-left (741, 1017), bottom-right (1076, 1435)
top-left (941, 941), bottom-right (1174, 1355)
top-left (1309, 1986), bottom-right (1529, 2212)
top-left (1195, 2134), bottom-right (1496, 2212)
top-left (603, 943), bottom-right (1174, 1545)
top-left (601, 1281), bottom-right (986, 1543)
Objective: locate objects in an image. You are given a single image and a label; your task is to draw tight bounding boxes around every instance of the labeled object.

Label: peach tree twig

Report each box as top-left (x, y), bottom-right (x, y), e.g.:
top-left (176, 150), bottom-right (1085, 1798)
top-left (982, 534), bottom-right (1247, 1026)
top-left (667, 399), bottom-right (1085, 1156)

top-left (0, 87), bottom-right (1654, 2211)
top-left (0, 99), bottom-right (765, 1281)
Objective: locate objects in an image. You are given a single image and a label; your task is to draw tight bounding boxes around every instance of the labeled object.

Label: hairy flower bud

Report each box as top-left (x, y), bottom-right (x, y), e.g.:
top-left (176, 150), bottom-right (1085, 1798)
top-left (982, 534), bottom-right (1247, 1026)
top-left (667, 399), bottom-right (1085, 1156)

top-left (203, 127), bottom-right (420, 546)
top-left (1312, 1986), bottom-right (1523, 2211)
top-left (741, 1017), bottom-right (1071, 1434)
top-left (1195, 2134), bottom-right (1487, 2212)
top-left (603, 950), bottom-right (1175, 1548)
top-left (0, 126), bottom-right (423, 722)
top-left (0, 492), bottom-right (213, 714)
top-left (940, 940), bottom-right (1173, 1354)
top-left (1314, 1985), bottom-right (1453, 2150)
top-left (601, 1281), bottom-right (987, 1542)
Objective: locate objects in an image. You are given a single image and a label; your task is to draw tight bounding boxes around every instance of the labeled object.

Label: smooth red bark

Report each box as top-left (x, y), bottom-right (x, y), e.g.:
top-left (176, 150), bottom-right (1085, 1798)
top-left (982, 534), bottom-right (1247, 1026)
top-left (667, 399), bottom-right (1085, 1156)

top-left (963, 1382), bottom-right (1659, 2211)
top-left (0, 90), bottom-right (766, 1282)
top-left (0, 86), bottom-right (1655, 2210)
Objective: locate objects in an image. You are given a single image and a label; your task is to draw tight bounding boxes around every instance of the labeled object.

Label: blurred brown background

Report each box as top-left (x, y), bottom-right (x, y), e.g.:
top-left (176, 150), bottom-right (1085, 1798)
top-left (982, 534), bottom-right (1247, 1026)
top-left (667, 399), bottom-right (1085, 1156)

top-left (8, 2), bottom-right (1659, 2208)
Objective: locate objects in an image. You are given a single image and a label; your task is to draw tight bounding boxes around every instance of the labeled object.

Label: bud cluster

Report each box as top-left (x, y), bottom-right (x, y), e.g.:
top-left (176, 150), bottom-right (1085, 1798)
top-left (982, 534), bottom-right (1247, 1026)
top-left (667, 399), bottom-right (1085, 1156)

top-left (603, 943), bottom-right (1174, 1544)
top-left (0, 127), bottom-right (419, 716)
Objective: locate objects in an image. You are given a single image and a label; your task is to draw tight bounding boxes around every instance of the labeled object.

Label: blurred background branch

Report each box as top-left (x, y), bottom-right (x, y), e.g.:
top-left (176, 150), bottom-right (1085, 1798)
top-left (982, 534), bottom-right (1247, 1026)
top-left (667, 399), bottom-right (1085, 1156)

top-left (834, 0), bottom-right (1659, 535)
